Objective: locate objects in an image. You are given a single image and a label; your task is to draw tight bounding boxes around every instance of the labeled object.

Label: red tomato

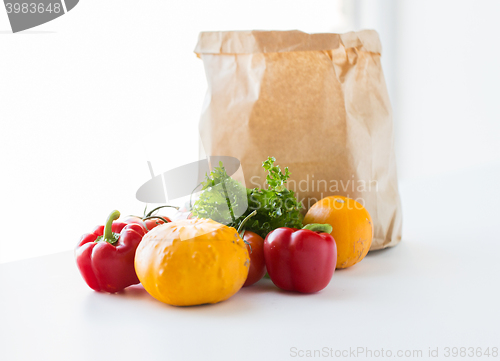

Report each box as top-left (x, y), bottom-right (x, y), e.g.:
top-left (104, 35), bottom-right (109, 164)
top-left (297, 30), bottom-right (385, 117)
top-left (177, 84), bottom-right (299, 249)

top-left (243, 231), bottom-right (266, 287)
top-left (121, 216), bottom-right (143, 226)
top-left (143, 216), bottom-right (171, 231)
top-left (122, 215), bottom-right (171, 233)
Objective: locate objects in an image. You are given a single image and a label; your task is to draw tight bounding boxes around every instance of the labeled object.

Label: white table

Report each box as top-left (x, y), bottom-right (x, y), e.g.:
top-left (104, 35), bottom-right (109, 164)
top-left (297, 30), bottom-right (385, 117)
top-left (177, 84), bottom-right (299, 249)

top-left (1, 164), bottom-right (499, 361)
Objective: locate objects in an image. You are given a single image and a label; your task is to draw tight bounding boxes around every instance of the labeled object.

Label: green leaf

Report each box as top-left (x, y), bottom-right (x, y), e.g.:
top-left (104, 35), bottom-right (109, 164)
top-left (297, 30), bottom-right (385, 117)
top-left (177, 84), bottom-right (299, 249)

top-left (262, 156), bottom-right (291, 192)
top-left (192, 162), bottom-right (247, 226)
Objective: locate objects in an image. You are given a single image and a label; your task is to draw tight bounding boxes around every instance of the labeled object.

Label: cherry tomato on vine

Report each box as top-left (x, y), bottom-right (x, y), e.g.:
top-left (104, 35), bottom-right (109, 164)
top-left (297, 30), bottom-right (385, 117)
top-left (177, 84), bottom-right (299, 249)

top-left (121, 205), bottom-right (178, 233)
top-left (122, 215), bottom-right (172, 233)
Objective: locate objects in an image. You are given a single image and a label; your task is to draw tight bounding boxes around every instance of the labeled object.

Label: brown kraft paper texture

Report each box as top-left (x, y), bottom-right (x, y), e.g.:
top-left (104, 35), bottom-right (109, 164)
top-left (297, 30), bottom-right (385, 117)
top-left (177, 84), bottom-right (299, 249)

top-left (195, 30), bottom-right (402, 250)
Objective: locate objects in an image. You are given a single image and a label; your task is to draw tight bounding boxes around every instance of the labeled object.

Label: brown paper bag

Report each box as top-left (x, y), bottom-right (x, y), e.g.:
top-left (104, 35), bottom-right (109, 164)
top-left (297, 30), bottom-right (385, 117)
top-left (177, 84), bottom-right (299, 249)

top-left (194, 30), bottom-right (402, 250)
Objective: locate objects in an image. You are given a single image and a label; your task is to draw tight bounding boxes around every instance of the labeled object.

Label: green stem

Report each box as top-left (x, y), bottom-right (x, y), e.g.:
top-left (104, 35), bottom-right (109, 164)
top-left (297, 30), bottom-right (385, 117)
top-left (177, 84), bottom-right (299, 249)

top-left (236, 211), bottom-right (257, 253)
top-left (145, 205), bottom-right (179, 218)
top-left (141, 215), bottom-right (171, 231)
top-left (302, 223), bottom-right (333, 234)
top-left (103, 210), bottom-right (121, 242)
top-left (237, 210), bottom-right (257, 235)
top-left (142, 215), bottom-right (171, 224)
top-left (221, 179), bottom-right (236, 225)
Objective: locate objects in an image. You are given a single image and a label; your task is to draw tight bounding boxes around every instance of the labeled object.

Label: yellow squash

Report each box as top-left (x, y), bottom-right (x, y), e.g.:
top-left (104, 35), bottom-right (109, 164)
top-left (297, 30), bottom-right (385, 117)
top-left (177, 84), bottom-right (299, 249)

top-left (135, 218), bottom-right (249, 306)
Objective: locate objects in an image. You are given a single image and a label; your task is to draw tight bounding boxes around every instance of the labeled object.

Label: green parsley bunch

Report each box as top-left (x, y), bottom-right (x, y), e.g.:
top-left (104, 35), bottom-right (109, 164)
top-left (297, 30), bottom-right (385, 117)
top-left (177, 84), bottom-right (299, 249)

top-left (192, 157), bottom-right (303, 238)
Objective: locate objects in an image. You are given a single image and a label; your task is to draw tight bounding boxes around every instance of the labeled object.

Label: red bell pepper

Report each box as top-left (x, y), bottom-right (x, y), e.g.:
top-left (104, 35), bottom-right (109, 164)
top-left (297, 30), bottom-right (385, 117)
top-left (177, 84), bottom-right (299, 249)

top-left (75, 210), bottom-right (145, 293)
top-left (264, 224), bottom-right (337, 293)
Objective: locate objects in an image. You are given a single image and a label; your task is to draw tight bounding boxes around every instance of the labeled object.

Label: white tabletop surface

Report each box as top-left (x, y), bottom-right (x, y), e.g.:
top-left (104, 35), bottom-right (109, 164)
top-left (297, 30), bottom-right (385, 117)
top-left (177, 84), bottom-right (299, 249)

top-left (1, 164), bottom-right (499, 361)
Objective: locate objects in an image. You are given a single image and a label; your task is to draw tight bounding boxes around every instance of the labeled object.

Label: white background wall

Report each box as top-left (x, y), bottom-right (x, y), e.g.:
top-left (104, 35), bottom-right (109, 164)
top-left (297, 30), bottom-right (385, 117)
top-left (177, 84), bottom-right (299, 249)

top-left (395, 0), bottom-right (500, 180)
top-left (356, 0), bottom-right (500, 180)
top-left (1, 0), bottom-right (499, 263)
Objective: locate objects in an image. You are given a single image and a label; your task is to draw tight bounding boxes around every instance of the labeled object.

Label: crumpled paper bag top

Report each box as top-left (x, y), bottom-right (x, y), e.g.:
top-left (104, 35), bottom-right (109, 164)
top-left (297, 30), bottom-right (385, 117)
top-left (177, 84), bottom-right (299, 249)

top-left (194, 29), bottom-right (381, 55)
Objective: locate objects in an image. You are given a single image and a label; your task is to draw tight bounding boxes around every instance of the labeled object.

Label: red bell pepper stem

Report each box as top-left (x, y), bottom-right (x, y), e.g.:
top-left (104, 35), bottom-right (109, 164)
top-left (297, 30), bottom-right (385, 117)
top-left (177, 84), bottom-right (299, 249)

top-left (302, 223), bottom-right (332, 234)
top-left (102, 210), bottom-right (121, 244)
